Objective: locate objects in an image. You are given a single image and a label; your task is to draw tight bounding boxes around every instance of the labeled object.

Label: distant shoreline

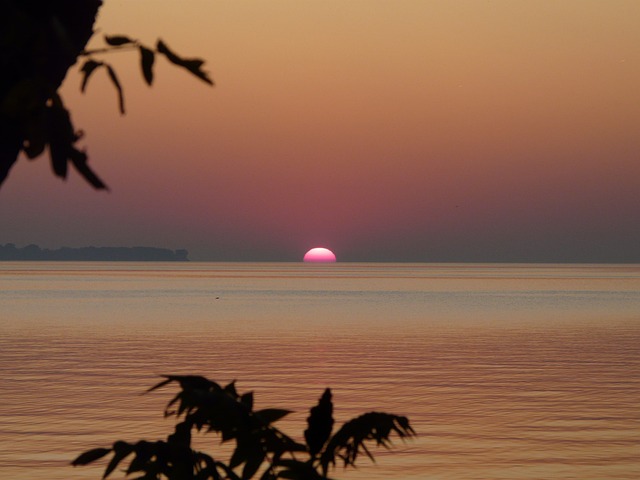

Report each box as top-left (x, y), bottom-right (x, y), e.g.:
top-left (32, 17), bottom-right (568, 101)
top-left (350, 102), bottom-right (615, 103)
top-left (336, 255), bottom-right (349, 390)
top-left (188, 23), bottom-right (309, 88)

top-left (0, 244), bottom-right (189, 262)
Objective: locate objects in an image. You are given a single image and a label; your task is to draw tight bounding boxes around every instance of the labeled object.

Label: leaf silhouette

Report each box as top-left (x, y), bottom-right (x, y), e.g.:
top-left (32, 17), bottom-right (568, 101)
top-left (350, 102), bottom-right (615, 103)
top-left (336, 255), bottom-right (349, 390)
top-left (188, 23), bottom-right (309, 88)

top-left (103, 441), bottom-right (134, 478)
top-left (125, 444), bottom-right (151, 475)
top-left (304, 388), bottom-right (334, 457)
top-left (182, 59), bottom-right (214, 85)
top-left (46, 95), bottom-right (76, 179)
top-left (320, 412), bottom-right (415, 475)
top-left (139, 46), bottom-right (155, 85)
top-left (69, 147), bottom-right (108, 190)
top-left (157, 39), bottom-right (213, 85)
top-left (80, 60), bottom-right (103, 93)
top-left (104, 34), bottom-right (135, 46)
top-left (156, 39), bottom-right (182, 64)
top-left (172, 375), bottom-right (221, 392)
top-left (105, 65), bottom-right (125, 114)
top-left (71, 447), bottom-right (111, 466)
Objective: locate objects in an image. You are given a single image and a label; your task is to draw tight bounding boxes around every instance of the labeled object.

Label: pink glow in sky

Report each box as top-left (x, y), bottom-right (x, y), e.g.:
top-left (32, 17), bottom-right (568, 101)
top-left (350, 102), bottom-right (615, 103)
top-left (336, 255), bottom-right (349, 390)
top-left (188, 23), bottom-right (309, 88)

top-left (1, 1), bottom-right (639, 262)
top-left (303, 248), bottom-right (337, 263)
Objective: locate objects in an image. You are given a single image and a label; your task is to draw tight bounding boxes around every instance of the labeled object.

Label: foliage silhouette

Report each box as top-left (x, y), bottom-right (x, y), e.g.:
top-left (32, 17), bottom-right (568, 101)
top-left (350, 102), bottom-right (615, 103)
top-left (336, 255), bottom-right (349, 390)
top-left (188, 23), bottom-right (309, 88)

top-left (72, 375), bottom-right (415, 479)
top-left (0, 0), bottom-right (213, 190)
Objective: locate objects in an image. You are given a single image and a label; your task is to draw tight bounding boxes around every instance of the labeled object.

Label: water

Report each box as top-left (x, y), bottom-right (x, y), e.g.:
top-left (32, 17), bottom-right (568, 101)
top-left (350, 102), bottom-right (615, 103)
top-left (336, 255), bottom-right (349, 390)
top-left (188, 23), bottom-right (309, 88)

top-left (1, 262), bottom-right (639, 479)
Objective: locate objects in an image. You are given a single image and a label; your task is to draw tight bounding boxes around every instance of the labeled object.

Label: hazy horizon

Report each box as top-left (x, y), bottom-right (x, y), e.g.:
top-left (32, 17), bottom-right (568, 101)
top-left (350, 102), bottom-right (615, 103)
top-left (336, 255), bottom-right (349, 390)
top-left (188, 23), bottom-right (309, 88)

top-left (1, 240), bottom-right (639, 264)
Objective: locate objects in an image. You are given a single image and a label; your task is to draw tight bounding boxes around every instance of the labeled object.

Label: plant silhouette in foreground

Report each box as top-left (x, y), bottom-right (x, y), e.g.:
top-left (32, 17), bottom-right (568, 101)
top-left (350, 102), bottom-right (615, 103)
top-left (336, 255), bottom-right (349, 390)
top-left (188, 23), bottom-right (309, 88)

top-left (1, 1), bottom-right (213, 190)
top-left (72, 375), bottom-right (415, 479)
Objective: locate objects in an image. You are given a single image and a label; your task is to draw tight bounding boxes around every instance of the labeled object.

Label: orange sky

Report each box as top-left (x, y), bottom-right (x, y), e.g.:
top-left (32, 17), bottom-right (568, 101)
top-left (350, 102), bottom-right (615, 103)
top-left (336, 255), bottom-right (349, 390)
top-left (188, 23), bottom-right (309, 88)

top-left (1, 0), bottom-right (639, 261)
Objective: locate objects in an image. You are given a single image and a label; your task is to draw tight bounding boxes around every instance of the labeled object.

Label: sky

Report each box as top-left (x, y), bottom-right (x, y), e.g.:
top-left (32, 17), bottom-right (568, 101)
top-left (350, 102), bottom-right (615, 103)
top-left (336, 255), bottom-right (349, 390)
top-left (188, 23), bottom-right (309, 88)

top-left (1, 0), bottom-right (639, 262)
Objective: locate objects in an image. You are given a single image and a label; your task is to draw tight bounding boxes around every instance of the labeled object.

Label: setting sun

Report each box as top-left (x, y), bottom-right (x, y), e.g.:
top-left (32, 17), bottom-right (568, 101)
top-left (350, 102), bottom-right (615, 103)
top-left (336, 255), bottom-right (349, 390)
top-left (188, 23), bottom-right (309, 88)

top-left (303, 247), bottom-right (336, 263)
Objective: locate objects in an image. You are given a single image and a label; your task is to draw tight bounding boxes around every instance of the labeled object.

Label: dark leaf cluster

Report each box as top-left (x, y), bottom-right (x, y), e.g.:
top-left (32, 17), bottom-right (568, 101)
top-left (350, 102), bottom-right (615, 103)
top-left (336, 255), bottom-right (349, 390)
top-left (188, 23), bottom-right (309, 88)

top-left (0, 0), bottom-right (105, 189)
top-left (72, 375), bottom-right (415, 480)
top-left (0, 16), bottom-right (213, 191)
top-left (71, 438), bottom-right (234, 480)
top-left (80, 35), bottom-right (213, 117)
top-left (21, 92), bottom-right (107, 189)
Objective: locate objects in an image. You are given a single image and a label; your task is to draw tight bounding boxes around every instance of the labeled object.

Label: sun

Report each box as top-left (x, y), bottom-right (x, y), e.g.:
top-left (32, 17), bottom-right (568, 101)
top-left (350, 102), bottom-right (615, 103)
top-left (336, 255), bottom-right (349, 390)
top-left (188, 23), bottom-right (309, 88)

top-left (303, 247), bottom-right (336, 263)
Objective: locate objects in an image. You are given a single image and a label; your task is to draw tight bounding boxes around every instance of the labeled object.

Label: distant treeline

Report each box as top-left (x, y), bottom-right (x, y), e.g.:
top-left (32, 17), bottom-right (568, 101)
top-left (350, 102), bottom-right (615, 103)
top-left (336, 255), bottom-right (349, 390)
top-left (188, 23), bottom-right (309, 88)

top-left (0, 243), bottom-right (189, 261)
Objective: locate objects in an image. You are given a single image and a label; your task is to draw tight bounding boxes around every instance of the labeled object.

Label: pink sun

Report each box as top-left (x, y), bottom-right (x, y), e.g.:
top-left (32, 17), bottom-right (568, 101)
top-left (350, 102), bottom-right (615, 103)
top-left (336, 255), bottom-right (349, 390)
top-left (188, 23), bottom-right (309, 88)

top-left (303, 247), bottom-right (337, 263)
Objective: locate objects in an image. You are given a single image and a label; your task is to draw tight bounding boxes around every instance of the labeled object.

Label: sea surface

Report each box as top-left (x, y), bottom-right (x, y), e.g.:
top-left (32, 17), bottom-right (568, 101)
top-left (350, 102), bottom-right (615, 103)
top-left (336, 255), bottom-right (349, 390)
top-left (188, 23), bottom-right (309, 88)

top-left (0, 262), bottom-right (639, 479)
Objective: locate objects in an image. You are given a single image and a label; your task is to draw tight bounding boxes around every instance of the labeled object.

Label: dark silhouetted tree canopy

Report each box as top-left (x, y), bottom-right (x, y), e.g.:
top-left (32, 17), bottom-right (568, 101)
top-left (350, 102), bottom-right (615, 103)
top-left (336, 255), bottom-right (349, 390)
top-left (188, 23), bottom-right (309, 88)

top-left (0, 0), bottom-right (212, 190)
top-left (72, 375), bottom-right (415, 479)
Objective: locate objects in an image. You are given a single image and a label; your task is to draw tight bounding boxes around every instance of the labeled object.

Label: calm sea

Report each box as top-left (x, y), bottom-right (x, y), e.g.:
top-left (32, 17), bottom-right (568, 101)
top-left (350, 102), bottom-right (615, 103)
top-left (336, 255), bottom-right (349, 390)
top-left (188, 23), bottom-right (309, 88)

top-left (0, 262), bottom-right (639, 479)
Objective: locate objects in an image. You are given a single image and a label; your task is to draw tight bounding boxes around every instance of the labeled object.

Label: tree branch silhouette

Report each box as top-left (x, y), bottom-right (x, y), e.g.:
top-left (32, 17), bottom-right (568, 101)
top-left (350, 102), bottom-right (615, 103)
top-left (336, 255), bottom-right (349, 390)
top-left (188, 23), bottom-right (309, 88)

top-left (0, 0), bottom-right (213, 190)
